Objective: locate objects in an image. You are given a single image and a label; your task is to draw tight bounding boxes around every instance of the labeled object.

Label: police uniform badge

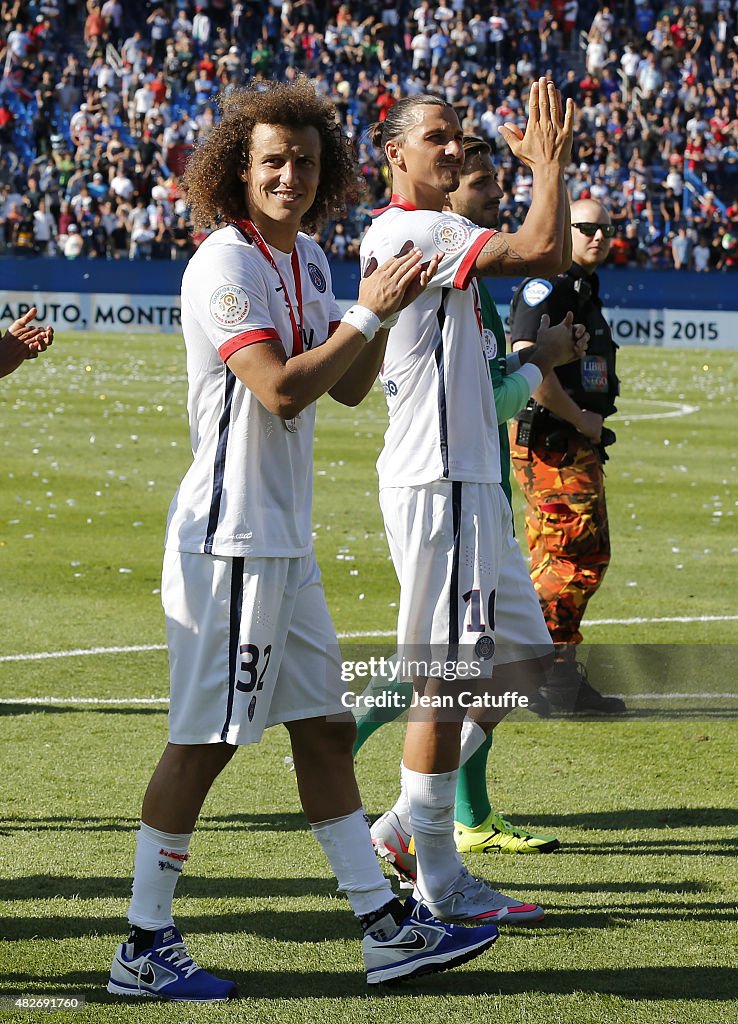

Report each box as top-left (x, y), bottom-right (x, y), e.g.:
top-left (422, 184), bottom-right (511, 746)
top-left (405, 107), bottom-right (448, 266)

top-left (521, 279), bottom-right (553, 307)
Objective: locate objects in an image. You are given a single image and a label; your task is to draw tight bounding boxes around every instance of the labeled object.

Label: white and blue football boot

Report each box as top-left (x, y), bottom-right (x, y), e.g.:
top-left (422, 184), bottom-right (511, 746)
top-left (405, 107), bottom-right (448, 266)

top-left (363, 898), bottom-right (500, 984)
top-left (108, 924), bottom-right (237, 1002)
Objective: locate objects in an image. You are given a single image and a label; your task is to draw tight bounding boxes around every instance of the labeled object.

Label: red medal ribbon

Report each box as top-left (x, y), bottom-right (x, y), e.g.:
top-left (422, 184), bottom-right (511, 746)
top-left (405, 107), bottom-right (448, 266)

top-left (231, 218), bottom-right (304, 356)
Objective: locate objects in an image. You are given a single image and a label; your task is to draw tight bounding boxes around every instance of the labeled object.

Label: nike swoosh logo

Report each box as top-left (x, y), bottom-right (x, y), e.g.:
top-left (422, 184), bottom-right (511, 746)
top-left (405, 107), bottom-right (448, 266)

top-left (380, 928), bottom-right (428, 952)
top-left (118, 960), bottom-right (157, 986)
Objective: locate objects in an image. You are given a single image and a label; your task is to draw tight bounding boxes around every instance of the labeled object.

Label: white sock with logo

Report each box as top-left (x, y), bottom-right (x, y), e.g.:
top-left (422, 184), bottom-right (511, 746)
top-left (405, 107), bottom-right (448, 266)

top-left (127, 821), bottom-right (191, 931)
top-left (311, 807), bottom-right (396, 918)
top-left (404, 767), bottom-right (465, 901)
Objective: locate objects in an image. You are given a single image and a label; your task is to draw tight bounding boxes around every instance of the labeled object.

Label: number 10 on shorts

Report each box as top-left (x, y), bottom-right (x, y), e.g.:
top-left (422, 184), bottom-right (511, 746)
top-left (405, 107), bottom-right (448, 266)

top-left (463, 589), bottom-right (496, 633)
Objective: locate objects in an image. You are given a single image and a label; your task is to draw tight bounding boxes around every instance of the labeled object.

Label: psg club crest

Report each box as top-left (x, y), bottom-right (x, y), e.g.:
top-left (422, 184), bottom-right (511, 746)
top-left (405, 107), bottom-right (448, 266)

top-left (432, 218), bottom-right (470, 254)
top-left (474, 635), bottom-right (495, 661)
top-left (307, 262), bottom-right (326, 293)
top-left (209, 285), bottom-right (250, 326)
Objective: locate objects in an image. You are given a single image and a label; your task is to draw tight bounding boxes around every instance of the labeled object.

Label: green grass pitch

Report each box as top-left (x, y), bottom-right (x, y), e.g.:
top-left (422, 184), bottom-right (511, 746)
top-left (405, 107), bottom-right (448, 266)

top-left (0, 334), bottom-right (736, 1024)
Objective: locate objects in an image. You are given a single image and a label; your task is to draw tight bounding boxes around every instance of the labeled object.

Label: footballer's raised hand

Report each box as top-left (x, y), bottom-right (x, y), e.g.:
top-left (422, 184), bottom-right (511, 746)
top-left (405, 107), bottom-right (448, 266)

top-left (1, 307), bottom-right (55, 379)
top-left (7, 307), bottom-right (54, 356)
top-left (498, 78), bottom-right (574, 173)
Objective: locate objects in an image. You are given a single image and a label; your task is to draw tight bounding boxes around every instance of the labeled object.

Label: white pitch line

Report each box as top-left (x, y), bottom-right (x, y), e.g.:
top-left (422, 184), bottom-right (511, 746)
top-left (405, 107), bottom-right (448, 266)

top-left (584, 614), bottom-right (738, 626)
top-left (614, 693), bottom-right (738, 700)
top-left (610, 399), bottom-right (700, 422)
top-left (0, 696), bottom-right (168, 705)
top-left (0, 643), bottom-right (166, 663)
top-left (0, 614), bottom-right (736, 664)
top-left (1, 693), bottom-right (735, 707)
top-left (338, 614), bottom-right (738, 637)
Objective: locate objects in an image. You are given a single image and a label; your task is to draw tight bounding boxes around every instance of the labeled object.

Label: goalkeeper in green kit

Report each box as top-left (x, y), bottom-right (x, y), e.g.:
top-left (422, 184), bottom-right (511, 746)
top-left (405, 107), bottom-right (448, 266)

top-left (354, 136), bottom-right (577, 872)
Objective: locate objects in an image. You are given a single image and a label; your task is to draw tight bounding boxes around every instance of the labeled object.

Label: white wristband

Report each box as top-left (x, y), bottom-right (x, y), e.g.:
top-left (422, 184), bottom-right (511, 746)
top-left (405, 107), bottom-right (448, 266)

top-left (341, 304), bottom-right (381, 343)
top-left (381, 310), bottom-right (401, 329)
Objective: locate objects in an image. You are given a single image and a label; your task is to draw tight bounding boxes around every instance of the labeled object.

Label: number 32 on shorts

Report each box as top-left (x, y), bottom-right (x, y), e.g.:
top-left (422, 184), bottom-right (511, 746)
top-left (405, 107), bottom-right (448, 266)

top-left (236, 643), bottom-right (272, 693)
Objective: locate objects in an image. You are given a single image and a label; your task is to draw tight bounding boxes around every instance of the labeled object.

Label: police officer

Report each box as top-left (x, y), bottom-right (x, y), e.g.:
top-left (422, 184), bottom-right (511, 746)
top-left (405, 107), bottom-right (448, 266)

top-left (508, 198), bottom-right (626, 714)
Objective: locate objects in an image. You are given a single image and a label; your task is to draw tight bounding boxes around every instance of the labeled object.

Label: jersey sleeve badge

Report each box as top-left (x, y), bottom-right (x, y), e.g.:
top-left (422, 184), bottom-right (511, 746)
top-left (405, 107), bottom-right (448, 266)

top-left (432, 217), bottom-right (471, 254)
top-left (209, 285), bottom-right (250, 327)
top-left (483, 327), bottom-right (498, 360)
top-left (521, 279), bottom-right (553, 307)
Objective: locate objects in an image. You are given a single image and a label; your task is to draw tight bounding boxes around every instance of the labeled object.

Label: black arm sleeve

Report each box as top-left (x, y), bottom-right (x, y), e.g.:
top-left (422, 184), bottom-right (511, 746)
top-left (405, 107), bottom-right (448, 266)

top-left (509, 279), bottom-right (570, 346)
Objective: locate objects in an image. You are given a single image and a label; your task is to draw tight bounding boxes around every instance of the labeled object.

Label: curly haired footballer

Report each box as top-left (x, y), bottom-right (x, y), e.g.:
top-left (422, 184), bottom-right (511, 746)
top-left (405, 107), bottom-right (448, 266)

top-left (183, 77), bottom-right (362, 233)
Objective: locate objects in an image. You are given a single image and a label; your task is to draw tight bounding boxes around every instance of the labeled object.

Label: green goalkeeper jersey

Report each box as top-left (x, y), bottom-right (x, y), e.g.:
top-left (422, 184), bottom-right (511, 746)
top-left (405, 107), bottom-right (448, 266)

top-left (479, 281), bottom-right (535, 507)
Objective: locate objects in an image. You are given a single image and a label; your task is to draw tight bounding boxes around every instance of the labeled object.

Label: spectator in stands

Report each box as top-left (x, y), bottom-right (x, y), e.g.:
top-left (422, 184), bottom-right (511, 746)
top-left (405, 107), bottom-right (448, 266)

top-left (693, 234), bottom-right (712, 271)
top-left (410, 26), bottom-right (432, 70)
top-left (1, 0), bottom-right (736, 270)
top-left (585, 29), bottom-right (607, 77)
top-left (563, 0), bottom-right (578, 50)
top-left (101, 0), bottom-right (122, 46)
top-left (33, 196), bottom-right (57, 253)
top-left (671, 226), bottom-right (692, 269)
top-left (84, 3), bottom-right (106, 56)
top-left (147, 6), bottom-right (170, 64)
top-left (192, 5), bottom-right (212, 55)
top-left (170, 212), bottom-right (193, 260)
top-left (716, 229), bottom-right (738, 270)
top-left (63, 223), bottom-right (85, 258)
top-left (488, 7), bottom-right (509, 68)
top-left (0, 99), bottom-right (14, 143)
top-left (6, 21), bottom-right (32, 65)
top-left (12, 200), bottom-right (35, 255)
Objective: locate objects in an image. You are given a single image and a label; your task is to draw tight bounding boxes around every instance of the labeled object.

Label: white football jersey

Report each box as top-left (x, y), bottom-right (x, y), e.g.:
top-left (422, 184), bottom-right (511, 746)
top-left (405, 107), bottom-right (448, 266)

top-left (166, 224), bottom-right (341, 557)
top-left (360, 198), bottom-right (501, 487)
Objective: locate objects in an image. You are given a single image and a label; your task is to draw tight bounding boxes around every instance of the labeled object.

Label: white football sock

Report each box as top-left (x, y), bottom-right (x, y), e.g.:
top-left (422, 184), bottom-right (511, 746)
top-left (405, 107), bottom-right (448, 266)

top-left (388, 761), bottom-right (411, 832)
top-left (311, 808), bottom-right (395, 918)
top-left (459, 720), bottom-right (488, 767)
top-left (404, 767), bottom-right (465, 900)
top-left (127, 821), bottom-right (191, 931)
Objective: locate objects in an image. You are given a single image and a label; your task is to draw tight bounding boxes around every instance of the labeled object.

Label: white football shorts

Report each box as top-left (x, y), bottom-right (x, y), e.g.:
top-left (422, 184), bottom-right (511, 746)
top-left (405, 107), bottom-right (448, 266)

top-left (162, 549), bottom-right (346, 745)
top-left (380, 480), bottom-right (551, 672)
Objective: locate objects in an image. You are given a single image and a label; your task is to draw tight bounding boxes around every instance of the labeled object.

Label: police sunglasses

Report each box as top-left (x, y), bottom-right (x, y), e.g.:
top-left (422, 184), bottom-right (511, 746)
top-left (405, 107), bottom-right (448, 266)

top-left (571, 222), bottom-right (617, 238)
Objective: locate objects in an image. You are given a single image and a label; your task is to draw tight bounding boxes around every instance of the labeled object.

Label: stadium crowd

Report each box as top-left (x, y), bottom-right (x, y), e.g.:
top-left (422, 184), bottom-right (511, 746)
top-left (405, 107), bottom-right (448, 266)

top-left (1, 0), bottom-right (737, 270)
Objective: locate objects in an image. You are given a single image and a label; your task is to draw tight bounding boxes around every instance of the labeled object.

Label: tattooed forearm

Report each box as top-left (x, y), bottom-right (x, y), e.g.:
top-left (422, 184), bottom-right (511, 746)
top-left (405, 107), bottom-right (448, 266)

top-left (480, 235), bottom-right (521, 260)
top-left (477, 234), bottom-right (532, 277)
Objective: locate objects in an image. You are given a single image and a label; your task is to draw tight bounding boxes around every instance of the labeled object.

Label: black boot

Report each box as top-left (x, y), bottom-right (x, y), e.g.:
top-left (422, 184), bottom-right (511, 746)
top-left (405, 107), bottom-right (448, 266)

top-left (539, 655), bottom-right (627, 715)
